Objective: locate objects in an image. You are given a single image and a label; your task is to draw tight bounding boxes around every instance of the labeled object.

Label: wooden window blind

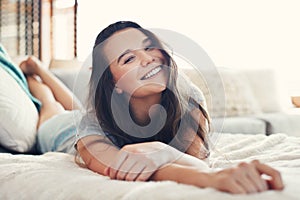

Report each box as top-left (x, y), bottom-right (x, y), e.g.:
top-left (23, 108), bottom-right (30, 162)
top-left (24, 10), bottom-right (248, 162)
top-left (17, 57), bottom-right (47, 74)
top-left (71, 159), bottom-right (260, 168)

top-left (0, 0), bottom-right (41, 58)
top-left (0, 0), bottom-right (77, 63)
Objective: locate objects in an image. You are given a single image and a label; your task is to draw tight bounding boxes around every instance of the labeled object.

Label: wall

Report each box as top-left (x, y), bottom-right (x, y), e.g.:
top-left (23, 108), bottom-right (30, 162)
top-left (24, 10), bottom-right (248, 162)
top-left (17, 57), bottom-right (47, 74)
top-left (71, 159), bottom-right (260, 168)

top-left (77, 0), bottom-right (300, 96)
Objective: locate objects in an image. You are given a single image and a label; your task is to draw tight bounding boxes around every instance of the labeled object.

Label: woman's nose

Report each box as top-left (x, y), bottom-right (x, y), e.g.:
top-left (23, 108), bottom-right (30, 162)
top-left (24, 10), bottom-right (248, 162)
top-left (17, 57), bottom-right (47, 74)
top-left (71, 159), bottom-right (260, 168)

top-left (138, 50), bottom-right (154, 67)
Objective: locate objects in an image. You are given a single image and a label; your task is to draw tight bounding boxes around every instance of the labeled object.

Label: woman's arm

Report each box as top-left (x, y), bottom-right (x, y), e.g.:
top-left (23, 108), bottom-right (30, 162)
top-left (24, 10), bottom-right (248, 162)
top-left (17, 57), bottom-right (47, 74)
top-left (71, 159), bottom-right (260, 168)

top-left (77, 135), bottom-right (284, 194)
top-left (152, 160), bottom-right (284, 194)
top-left (77, 135), bottom-right (209, 179)
top-left (76, 135), bottom-right (119, 175)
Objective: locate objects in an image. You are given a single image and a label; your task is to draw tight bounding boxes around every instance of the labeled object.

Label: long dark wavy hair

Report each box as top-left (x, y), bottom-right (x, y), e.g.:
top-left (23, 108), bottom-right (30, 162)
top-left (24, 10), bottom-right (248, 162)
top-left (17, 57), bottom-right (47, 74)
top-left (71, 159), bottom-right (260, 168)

top-left (89, 21), bottom-right (210, 157)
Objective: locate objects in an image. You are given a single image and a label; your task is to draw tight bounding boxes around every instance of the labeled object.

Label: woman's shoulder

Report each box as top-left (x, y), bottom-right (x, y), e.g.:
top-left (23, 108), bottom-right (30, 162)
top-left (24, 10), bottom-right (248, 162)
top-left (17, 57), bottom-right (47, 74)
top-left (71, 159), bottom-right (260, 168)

top-left (77, 111), bottom-right (121, 147)
top-left (177, 73), bottom-right (206, 108)
top-left (77, 111), bottom-right (104, 136)
top-left (79, 111), bottom-right (100, 127)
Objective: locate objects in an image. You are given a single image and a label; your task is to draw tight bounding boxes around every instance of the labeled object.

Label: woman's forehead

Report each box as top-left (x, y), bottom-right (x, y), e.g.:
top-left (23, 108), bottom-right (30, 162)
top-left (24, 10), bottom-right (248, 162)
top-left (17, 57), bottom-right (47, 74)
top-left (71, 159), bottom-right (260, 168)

top-left (103, 28), bottom-right (149, 63)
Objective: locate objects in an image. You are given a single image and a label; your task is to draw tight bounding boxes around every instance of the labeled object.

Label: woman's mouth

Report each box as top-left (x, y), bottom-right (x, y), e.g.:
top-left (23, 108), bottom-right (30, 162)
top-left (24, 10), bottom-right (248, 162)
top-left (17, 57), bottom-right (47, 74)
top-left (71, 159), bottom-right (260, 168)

top-left (140, 66), bottom-right (162, 80)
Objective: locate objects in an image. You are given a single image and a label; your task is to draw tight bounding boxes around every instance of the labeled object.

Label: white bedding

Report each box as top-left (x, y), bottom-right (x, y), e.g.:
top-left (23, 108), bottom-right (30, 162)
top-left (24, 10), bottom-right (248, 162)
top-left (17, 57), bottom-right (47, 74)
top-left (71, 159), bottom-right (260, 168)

top-left (0, 133), bottom-right (300, 200)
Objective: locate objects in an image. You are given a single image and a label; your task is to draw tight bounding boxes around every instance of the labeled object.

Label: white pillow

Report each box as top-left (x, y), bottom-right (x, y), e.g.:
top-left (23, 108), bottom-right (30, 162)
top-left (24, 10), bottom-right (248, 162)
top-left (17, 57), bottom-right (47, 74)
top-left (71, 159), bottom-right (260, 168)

top-left (0, 67), bottom-right (39, 152)
top-left (241, 69), bottom-right (283, 112)
top-left (181, 67), bottom-right (261, 118)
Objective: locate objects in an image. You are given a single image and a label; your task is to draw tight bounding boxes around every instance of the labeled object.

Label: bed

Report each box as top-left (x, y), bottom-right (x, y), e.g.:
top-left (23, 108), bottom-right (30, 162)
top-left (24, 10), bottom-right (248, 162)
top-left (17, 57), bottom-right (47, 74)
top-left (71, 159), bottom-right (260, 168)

top-left (1, 44), bottom-right (300, 199)
top-left (1, 133), bottom-right (300, 200)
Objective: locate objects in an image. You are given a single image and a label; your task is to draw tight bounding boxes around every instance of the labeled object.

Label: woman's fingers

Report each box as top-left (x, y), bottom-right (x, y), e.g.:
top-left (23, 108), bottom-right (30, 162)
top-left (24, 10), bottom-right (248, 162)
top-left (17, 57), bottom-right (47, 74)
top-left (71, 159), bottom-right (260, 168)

top-left (236, 175), bottom-right (257, 193)
top-left (238, 162), bottom-right (268, 193)
top-left (226, 179), bottom-right (247, 194)
top-left (134, 165), bottom-right (156, 181)
top-left (246, 169), bottom-right (268, 192)
top-left (115, 153), bottom-right (157, 181)
top-left (125, 163), bottom-right (146, 181)
top-left (215, 161), bottom-right (282, 194)
top-left (252, 160), bottom-right (284, 190)
top-left (107, 151), bottom-right (156, 181)
top-left (103, 142), bottom-right (176, 181)
top-left (229, 163), bottom-right (260, 193)
top-left (213, 170), bottom-right (247, 194)
top-left (107, 151), bottom-right (129, 179)
top-left (115, 157), bottom-right (137, 180)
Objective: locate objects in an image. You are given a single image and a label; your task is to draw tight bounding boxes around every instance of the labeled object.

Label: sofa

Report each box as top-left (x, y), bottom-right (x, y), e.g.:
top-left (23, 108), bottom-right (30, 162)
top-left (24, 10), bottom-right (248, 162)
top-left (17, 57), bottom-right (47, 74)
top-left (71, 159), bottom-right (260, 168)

top-left (183, 67), bottom-right (300, 136)
top-left (51, 61), bottom-right (300, 137)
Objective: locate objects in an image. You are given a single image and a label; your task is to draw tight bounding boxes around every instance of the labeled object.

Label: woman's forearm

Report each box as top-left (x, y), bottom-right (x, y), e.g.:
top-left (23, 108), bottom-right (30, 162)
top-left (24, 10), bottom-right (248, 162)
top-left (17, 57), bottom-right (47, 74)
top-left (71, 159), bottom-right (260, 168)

top-left (77, 136), bottom-right (119, 175)
top-left (174, 154), bottom-right (210, 171)
top-left (151, 163), bottom-right (212, 188)
top-left (78, 139), bottom-right (284, 193)
top-left (79, 141), bottom-right (213, 189)
top-left (78, 137), bottom-right (210, 176)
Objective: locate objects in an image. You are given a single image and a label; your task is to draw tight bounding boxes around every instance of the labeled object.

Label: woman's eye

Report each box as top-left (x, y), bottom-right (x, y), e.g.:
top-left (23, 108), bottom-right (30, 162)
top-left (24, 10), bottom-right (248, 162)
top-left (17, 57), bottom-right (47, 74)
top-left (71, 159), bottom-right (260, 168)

top-left (124, 56), bottom-right (135, 64)
top-left (145, 46), bottom-right (154, 51)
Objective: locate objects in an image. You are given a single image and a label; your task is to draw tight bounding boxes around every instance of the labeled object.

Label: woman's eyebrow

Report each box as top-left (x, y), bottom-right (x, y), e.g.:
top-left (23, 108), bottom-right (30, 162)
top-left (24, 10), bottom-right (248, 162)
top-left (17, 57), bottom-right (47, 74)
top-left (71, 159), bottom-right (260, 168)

top-left (117, 38), bottom-right (151, 64)
top-left (142, 37), bottom-right (151, 44)
top-left (117, 49), bottom-right (131, 64)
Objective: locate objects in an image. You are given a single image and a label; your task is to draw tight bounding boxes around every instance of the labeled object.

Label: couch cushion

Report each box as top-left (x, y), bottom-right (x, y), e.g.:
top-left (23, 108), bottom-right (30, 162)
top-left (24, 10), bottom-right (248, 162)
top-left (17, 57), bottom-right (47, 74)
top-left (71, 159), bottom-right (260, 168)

top-left (211, 117), bottom-right (266, 134)
top-left (241, 69), bottom-right (283, 113)
top-left (255, 112), bottom-right (300, 136)
top-left (181, 67), bottom-right (261, 118)
top-left (51, 68), bottom-right (91, 108)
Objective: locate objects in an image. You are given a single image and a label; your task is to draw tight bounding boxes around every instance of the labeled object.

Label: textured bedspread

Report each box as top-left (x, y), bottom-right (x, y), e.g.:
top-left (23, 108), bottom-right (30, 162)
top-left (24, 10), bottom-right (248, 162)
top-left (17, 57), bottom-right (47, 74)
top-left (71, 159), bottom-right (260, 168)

top-left (0, 133), bottom-right (300, 200)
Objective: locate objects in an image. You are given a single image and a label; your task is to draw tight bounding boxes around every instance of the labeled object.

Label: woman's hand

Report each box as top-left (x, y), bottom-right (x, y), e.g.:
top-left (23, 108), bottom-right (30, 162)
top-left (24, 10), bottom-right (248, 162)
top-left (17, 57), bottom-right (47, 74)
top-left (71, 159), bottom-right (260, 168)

top-left (104, 141), bottom-right (178, 181)
top-left (209, 160), bottom-right (284, 194)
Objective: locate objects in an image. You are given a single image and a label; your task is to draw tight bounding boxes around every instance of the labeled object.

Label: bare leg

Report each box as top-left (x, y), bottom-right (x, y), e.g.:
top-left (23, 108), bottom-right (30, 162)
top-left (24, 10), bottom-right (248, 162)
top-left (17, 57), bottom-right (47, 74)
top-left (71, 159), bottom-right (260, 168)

top-left (27, 76), bottom-right (65, 128)
top-left (20, 56), bottom-right (82, 110)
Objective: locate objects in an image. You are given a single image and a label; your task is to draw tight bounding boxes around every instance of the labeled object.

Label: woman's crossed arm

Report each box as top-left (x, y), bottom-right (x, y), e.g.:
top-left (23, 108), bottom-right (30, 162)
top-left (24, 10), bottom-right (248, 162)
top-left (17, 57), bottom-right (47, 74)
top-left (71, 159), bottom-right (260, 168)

top-left (77, 135), bottom-right (284, 194)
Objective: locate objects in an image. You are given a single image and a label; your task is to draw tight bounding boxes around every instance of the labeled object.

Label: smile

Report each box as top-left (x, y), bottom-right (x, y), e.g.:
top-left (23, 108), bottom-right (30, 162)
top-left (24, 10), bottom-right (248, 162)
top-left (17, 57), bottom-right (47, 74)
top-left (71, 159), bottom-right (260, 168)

top-left (140, 66), bottom-right (162, 80)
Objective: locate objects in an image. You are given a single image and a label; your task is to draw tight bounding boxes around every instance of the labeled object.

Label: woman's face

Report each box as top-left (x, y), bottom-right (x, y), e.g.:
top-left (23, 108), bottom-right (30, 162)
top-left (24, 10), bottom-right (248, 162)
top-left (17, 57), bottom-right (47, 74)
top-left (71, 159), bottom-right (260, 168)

top-left (103, 28), bottom-right (169, 98)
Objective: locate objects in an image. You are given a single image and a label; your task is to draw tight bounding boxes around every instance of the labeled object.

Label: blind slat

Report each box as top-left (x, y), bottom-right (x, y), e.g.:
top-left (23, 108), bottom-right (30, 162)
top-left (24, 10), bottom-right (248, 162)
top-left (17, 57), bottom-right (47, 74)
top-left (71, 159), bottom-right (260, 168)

top-left (0, 0), bottom-right (41, 58)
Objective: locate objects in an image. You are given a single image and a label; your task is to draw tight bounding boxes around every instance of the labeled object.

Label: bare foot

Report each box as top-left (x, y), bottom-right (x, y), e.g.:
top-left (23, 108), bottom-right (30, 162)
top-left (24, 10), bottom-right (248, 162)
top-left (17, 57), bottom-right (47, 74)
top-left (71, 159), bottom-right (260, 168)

top-left (19, 56), bottom-right (44, 76)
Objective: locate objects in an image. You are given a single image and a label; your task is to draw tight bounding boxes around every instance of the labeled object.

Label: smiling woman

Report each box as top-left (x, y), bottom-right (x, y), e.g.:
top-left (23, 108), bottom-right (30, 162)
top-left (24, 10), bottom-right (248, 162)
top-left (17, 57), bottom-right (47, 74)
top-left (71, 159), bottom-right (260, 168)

top-left (70, 21), bottom-right (284, 194)
top-left (84, 21), bottom-right (207, 150)
top-left (5, 15), bottom-right (284, 193)
top-left (4, 19), bottom-right (284, 194)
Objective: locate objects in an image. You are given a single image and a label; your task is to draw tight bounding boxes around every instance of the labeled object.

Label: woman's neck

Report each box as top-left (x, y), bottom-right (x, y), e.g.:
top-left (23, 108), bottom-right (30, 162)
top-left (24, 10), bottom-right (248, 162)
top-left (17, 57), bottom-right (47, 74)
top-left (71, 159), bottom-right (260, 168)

top-left (129, 93), bottom-right (162, 126)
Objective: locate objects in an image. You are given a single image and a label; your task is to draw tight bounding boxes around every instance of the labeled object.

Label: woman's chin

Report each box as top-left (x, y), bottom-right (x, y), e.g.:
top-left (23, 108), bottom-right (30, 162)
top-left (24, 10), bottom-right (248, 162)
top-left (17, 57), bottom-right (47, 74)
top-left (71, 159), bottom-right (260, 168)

top-left (130, 84), bottom-right (166, 98)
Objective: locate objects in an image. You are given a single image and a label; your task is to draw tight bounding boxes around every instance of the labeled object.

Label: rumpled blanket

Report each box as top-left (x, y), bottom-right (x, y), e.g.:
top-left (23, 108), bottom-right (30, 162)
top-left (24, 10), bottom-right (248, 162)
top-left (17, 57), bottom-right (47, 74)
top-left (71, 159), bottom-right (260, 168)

top-left (0, 133), bottom-right (299, 200)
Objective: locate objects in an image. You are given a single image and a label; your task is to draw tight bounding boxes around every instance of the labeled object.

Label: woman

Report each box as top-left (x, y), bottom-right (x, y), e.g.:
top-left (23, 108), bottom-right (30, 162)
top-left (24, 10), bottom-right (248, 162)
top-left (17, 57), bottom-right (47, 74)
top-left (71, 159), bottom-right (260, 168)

top-left (23, 21), bottom-right (284, 194)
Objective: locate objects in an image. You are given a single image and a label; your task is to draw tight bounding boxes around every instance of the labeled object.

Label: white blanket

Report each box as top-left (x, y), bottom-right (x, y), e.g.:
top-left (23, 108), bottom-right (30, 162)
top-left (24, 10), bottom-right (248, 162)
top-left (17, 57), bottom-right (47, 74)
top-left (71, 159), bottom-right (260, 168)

top-left (0, 133), bottom-right (300, 200)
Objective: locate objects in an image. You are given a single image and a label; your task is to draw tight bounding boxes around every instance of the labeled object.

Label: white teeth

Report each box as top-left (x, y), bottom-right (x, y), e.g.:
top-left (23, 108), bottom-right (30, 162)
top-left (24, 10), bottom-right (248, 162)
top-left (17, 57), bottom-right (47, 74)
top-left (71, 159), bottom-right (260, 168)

top-left (142, 66), bottom-right (162, 80)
